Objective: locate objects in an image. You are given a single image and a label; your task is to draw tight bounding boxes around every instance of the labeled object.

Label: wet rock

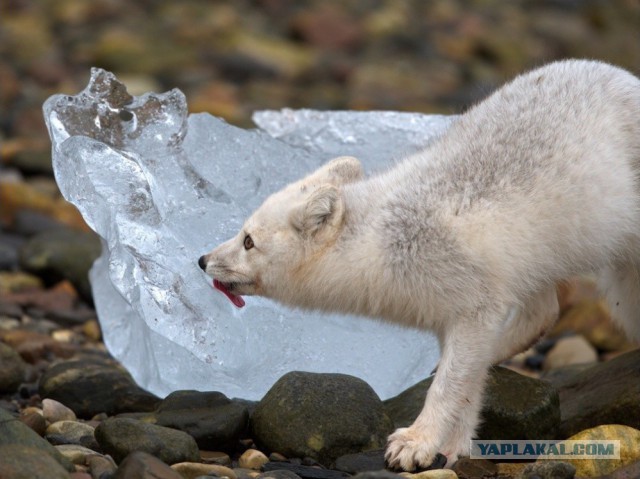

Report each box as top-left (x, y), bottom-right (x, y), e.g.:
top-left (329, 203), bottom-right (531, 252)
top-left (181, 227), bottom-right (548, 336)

top-left (257, 470), bottom-right (303, 479)
top-left (519, 461), bottom-right (575, 479)
top-left (399, 471), bottom-right (458, 479)
top-left (0, 341), bottom-right (27, 393)
top-left (95, 417), bottom-right (200, 464)
top-left (251, 372), bottom-right (393, 466)
top-left (13, 209), bottom-right (65, 236)
top-left (43, 398), bottom-right (77, 423)
top-left (0, 232), bottom-right (22, 270)
top-left (154, 390), bottom-right (249, 451)
top-left (595, 459), bottom-right (640, 479)
top-left (0, 270), bottom-right (43, 294)
top-left (451, 458), bottom-right (496, 479)
top-left (56, 443), bottom-right (100, 464)
top-left (0, 444), bottom-right (72, 479)
top-left (113, 451), bottom-right (183, 479)
top-left (19, 227), bottom-right (101, 302)
top-left (1, 327), bottom-right (77, 363)
top-left (351, 471), bottom-right (403, 479)
top-left (0, 180), bottom-right (89, 236)
top-left (543, 349), bottom-right (640, 437)
top-left (46, 420), bottom-right (98, 449)
top-left (171, 462), bottom-right (237, 478)
top-left (551, 294), bottom-right (633, 351)
top-left (543, 335), bottom-right (598, 370)
top-left (201, 450), bottom-right (232, 466)
top-left (0, 407), bottom-right (74, 471)
top-left (262, 462), bottom-right (349, 479)
top-left (334, 449), bottom-right (386, 474)
top-left (290, 5), bottom-right (363, 51)
top-left (560, 425), bottom-right (640, 478)
top-left (385, 367), bottom-right (559, 440)
top-left (239, 449), bottom-right (270, 469)
top-left (19, 407), bottom-right (47, 436)
top-left (87, 454), bottom-right (118, 478)
top-left (39, 357), bottom-right (160, 418)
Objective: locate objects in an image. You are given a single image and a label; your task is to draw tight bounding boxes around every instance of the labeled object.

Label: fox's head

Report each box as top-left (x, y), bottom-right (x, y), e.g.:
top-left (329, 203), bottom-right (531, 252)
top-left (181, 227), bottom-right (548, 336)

top-left (198, 156), bottom-right (363, 308)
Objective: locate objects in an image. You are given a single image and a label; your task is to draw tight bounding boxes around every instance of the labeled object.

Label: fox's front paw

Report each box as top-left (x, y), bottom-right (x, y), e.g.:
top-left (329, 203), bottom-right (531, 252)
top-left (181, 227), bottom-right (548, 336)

top-left (384, 427), bottom-right (447, 472)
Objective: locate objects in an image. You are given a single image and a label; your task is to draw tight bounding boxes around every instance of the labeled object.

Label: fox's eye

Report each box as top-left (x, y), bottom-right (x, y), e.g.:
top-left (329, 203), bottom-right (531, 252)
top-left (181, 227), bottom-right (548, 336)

top-left (244, 235), bottom-right (254, 250)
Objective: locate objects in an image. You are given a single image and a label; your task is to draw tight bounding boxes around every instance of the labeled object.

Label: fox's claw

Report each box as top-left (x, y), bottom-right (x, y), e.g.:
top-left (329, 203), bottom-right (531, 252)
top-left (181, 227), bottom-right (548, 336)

top-left (384, 427), bottom-right (447, 472)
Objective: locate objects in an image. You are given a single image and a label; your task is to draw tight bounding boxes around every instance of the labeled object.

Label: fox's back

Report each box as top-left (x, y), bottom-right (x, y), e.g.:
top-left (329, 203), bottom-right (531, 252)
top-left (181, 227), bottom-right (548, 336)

top-left (372, 60), bottom-right (640, 293)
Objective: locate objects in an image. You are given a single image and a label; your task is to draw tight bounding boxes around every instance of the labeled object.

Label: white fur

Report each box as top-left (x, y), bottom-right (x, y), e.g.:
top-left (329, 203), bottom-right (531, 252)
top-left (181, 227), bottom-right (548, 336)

top-left (201, 60), bottom-right (640, 471)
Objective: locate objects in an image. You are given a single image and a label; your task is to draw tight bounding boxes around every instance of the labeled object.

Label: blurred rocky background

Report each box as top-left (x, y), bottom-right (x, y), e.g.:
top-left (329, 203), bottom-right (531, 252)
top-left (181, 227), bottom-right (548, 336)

top-left (1, 1), bottom-right (640, 478)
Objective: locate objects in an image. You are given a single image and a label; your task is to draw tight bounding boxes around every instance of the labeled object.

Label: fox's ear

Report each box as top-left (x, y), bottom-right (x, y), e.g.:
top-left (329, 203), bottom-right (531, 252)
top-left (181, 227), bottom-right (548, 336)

top-left (290, 185), bottom-right (343, 236)
top-left (310, 156), bottom-right (363, 186)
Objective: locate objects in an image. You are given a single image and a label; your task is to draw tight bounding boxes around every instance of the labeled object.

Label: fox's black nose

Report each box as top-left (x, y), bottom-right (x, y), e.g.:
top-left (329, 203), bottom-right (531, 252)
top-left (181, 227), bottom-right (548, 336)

top-left (198, 255), bottom-right (208, 271)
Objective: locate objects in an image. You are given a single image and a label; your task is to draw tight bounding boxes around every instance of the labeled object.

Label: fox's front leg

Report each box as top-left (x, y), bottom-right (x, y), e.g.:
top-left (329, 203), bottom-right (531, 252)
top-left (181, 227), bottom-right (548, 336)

top-left (385, 318), bottom-right (498, 471)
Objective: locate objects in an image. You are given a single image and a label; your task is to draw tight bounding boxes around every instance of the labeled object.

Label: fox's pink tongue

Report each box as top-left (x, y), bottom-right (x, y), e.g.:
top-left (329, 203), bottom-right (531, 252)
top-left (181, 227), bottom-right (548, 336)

top-left (213, 279), bottom-right (245, 308)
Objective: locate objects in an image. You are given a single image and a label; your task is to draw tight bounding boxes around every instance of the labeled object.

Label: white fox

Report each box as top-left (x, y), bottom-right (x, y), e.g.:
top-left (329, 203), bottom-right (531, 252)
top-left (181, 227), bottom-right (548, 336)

top-left (199, 60), bottom-right (640, 471)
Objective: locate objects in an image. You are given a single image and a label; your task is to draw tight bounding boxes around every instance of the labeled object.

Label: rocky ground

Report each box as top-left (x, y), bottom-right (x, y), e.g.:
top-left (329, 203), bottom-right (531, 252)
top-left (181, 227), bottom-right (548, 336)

top-left (2, 0), bottom-right (640, 478)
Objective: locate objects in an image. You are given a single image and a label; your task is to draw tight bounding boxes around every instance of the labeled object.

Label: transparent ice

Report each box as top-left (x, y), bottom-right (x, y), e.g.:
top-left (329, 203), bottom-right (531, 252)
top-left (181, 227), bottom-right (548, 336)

top-left (44, 68), bottom-right (453, 400)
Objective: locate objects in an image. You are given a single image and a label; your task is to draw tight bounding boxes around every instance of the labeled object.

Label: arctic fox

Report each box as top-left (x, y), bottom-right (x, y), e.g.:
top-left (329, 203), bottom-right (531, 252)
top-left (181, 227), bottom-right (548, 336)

top-left (199, 60), bottom-right (640, 471)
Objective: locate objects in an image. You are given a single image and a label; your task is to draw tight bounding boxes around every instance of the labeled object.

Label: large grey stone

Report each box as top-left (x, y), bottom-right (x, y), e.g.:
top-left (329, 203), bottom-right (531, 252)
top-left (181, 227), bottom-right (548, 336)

top-left (543, 348), bottom-right (640, 438)
top-left (251, 372), bottom-right (393, 466)
top-left (385, 366), bottom-right (560, 440)
top-left (154, 390), bottom-right (249, 451)
top-left (113, 451), bottom-right (183, 479)
top-left (95, 417), bottom-right (200, 465)
top-left (38, 357), bottom-right (160, 418)
top-left (0, 444), bottom-right (71, 479)
top-left (0, 341), bottom-right (27, 393)
top-left (0, 408), bottom-right (74, 472)
top-left (19, 227), bottom-right (101, 302)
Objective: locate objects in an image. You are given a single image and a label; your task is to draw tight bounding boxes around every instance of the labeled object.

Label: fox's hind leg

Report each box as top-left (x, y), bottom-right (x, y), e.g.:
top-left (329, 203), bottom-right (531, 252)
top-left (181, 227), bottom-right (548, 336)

top-left (597, 261), bottom-right (640, 341)
top-left (493, 286), bottom-right (559, 364)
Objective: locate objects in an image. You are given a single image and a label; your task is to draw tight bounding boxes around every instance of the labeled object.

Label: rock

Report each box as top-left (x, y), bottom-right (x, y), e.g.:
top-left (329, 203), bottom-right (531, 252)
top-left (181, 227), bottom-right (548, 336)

top-left (542, 335), bottom-right (598, 370)
top-left (113, 451), bottom-right (183, 479)
top-left (559, 425), bottom-right (640, 478)
top-left (385, 367), bottom-right (559, 440)
top-left (543, 349), bottom-right (640, 438)
top-left (95, 417), bottom-right (200, 464)
top-left (19, 227), bottom-right (101, 302)
top-left (495, 462), bottom-right (527, 478)
top-left (257, 470), bottom-right (303, 479)
top-left (239, 449), bottom-right (270, 470)
top-left (87, 453), bottom-right (118, 478)
top-left (55, 443), bottom-right (100, 464)
top-left (351, 471), bottom-right (404, 479)
top-left (0, 408), bottom-right (74, 471)
top-left (0, 233), bottom-right (22, 270)
top-left (0, 341), bottom-right (27, 393)
top-left (595, 459), bottom-right (640, 479)
top-left (400, 470), bottom-right (458, 479)
top-left (551, 295), bottom-right (632, 351)
top-left (46, 420), bottom-right (98, 449)
top-left (262, 462), bottom-right (349, 479)
top-left (201, 450), bottom-right (232, 465)
top-left (290, 5), bottom-right (363, 51)
top-left (154, 390), bottom-right (249, 451)
top-left (43, 398), bottom-right (77, 423)
top-left (0, 270), bottom-right (43, 294)
top-left (0, 181), bottom-right (89, 234)
top-left (1, 328), bottom-right (77, 363)
top-left (170, 462), bottom-right (237, 479)
top-left (450, 458), bottom-right (497, 479)
top-left (519, 461), bottom-right (575, 479)
top-left (39, 357), bottom-right (160, 418)
top-left (19, 407), bottom-right (47, 436)
top-left (0, 444), bottom-right (72, 479)
top-left (334, 449), bottom-right (386, 474)
top-left (251, 372), bottom-right (393, 465)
